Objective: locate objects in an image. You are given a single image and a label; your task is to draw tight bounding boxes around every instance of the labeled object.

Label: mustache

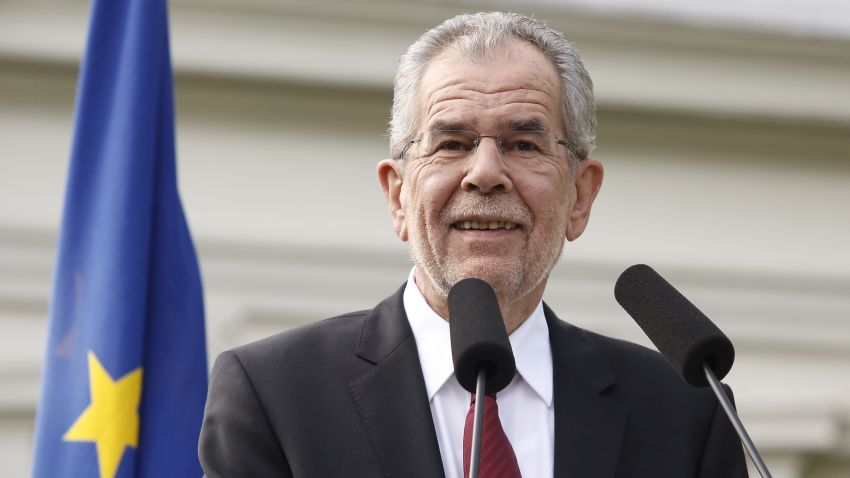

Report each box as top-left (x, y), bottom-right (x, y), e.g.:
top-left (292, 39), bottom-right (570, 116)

top-left (440, 195), bottom-right (533, 226)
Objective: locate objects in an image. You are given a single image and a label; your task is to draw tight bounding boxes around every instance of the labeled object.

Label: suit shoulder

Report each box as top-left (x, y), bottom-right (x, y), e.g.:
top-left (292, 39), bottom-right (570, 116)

top-left (579, 328), bottom-right (705, 396)
top-left (223, 310), bottom-right (369, 370)
top-left (586, 330), bottom-right (670, 369)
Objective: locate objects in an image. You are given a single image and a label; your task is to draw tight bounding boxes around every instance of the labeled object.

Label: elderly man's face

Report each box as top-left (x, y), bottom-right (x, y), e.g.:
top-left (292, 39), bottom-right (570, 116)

top-left (380, 39), bottom-right (602, 316)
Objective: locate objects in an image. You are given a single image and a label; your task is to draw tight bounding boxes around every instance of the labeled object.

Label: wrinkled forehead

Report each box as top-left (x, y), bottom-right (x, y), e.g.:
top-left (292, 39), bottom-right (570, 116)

top-left (416, 38), bottom-right (565, 134)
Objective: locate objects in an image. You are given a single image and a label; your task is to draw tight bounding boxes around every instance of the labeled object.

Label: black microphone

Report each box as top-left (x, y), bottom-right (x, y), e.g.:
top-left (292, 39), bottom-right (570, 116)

top-left (615, 264), bottom-right (773, 478)
top-left (448, 278), bottom-right (516, 478)
top-left (448, 278), bottom-right (516, 395)
top-left (614, 264), bottom-right (734, 387)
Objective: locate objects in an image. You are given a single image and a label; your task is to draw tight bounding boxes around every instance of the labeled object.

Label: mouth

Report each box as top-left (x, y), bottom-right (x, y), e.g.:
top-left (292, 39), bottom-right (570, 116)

top-left (452, 220), bottom-right (520, 231)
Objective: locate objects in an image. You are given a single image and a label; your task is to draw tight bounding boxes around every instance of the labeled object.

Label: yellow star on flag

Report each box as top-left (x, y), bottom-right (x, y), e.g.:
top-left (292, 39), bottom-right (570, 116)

top-left (63, 351), bottom-right (143, 478)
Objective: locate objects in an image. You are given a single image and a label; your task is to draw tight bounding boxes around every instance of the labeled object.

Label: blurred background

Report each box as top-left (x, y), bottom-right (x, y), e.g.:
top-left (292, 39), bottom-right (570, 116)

top-left (1, 0), bottom-right (848, 476)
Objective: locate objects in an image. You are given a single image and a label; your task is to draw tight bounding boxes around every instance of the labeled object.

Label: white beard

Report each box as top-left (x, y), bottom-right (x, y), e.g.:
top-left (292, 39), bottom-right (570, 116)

top-left (407, 194), bottom-right (566, 310)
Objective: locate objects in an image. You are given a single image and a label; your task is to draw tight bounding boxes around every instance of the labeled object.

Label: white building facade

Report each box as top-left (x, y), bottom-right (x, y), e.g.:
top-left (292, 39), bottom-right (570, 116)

top-left (1, 1), bottom-right (848, 476)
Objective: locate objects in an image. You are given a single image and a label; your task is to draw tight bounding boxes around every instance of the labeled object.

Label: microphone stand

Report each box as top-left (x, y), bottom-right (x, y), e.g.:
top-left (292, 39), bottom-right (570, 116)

top-left (703, 363), bottom-right (773, 478)
top-left (467, 367), bottom-right (487, 478)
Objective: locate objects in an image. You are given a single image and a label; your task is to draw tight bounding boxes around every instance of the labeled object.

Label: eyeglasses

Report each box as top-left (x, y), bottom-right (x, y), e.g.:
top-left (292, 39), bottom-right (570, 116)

top-left (399, 129), bottom-right (577, 163)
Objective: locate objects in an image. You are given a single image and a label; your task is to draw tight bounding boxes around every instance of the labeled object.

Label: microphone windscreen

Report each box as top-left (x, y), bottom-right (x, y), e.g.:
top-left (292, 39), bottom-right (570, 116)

top-left (615, 264), bottom-right (734, 387)
top-left (448, 278), bottom-right (516, 394)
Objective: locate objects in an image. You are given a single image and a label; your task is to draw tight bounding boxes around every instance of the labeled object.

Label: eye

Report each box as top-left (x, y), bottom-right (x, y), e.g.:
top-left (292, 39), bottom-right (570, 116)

top-left (429, 131), bottom-right (476, 156)
top-left (439, 140), bottom-right (467, 151)
top-left (505, 133), bottom-right (544, 154)
top-left (514, 140), bottom-right (538, 152)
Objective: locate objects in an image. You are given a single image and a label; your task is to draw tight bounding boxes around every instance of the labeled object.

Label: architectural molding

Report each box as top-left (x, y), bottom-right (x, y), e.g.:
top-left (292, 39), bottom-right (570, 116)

top-left (2, 0), bottom-right (850, 125)
top-left (2, 226), bottom-right (847, 457)
top-left (2, 225), bottom-right (847, 352)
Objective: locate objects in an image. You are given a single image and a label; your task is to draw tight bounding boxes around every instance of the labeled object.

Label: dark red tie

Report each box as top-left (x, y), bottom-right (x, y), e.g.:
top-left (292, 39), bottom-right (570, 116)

top-left (463, 394), bottom-right (522, 478)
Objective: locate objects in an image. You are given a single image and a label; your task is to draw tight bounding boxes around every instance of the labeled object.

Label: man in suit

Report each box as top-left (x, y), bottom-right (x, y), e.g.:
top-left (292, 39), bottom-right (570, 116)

top-left (199, 12), bottom-right (748, 477)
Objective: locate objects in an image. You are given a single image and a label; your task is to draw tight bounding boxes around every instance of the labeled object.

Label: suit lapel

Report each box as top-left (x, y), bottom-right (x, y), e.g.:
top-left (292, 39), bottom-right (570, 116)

top-left (546, 305), bottom-right (628, 478)
top-left (349, 284), bottom-right (446, 478)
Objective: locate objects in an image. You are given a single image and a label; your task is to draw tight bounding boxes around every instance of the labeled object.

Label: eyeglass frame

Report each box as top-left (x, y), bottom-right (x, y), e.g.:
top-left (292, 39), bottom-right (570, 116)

top-left (397, 129), bottom-right (580, 163)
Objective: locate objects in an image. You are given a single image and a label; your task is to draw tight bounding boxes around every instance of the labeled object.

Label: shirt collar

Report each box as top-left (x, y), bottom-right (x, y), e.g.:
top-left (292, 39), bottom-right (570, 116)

top-left (403, 268), bottom-right (553, 407)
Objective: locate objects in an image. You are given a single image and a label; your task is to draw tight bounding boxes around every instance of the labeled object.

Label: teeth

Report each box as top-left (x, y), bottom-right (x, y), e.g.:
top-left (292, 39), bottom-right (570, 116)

top-left (456, 221), bottom-right (518, 230)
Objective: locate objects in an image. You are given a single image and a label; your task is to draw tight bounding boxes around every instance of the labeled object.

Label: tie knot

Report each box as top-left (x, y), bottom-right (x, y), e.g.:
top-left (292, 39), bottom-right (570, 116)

top-left (470, 393), bottom-right (497, 406)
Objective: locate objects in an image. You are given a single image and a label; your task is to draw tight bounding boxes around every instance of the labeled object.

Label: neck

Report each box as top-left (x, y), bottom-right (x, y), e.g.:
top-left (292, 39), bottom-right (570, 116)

top-left (413, 269), bottom-right (547, 334)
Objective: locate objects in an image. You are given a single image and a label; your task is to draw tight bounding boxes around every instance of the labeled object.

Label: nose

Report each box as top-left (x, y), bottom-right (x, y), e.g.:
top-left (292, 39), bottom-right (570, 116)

top-left (460, 137), bottom-right (513, 194)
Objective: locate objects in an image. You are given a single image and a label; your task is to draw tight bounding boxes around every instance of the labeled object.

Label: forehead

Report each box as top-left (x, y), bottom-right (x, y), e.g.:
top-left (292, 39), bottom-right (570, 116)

top-left (417, 39), bottom-right (563, 132)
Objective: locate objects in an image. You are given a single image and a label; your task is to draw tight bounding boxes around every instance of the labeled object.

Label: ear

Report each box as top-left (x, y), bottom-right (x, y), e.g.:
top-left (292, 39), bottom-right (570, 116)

top-left (377, 159), bottom-right (408, 241)
top-left (566, 158), bottom-right (604, 241)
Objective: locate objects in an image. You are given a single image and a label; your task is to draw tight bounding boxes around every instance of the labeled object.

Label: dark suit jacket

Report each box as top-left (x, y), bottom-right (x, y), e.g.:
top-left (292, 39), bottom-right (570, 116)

top-left (199, 284), bottom-right (748, 477)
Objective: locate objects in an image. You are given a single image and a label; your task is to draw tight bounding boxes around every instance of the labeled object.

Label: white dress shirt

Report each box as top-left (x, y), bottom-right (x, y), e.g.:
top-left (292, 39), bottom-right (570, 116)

top-left (404, 268), bottom-right (554, 478)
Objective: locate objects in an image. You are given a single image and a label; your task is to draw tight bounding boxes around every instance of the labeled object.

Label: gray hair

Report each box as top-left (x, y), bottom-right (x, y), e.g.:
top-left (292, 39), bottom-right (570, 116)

top-left (389, 12), bottom-right (596, 171)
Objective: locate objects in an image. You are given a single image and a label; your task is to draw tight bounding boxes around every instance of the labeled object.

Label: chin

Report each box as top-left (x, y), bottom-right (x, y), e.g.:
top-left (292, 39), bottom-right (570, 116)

top-left (445, 260), bottom-right (528, 305)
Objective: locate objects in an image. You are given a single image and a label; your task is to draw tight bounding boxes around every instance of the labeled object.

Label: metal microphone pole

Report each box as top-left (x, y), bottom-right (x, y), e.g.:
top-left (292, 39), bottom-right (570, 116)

top-left (467, 367), bottom-right (487, 478)
top-left (703, 363), bottom-right (772, 478)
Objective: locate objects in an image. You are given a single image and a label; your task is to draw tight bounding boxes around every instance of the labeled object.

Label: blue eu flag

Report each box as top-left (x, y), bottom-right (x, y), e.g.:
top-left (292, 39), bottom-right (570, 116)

top-left (31, 0), bottom-right (207, 477)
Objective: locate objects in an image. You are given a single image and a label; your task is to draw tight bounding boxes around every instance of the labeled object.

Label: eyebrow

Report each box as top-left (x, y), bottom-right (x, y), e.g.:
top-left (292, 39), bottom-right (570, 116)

top-left (429, 120), bottom-right (474, 132)
top-left (507, 118), bottom-right (546, 132)
top-left (426, 118), bottom-right (549, 133)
